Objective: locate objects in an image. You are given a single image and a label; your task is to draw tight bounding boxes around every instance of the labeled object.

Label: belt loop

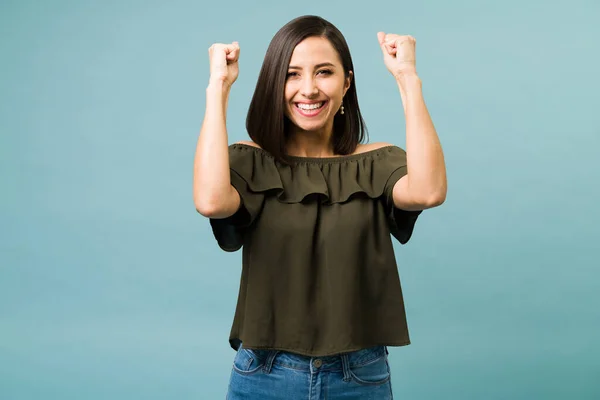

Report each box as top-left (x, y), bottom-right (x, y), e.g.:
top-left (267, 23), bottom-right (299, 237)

top-left (385, 345), bottom-right (389, 355)
top-left (340, 353), bottom-right (352, 382)
top-left (262, 350), bottom-right (279, 374)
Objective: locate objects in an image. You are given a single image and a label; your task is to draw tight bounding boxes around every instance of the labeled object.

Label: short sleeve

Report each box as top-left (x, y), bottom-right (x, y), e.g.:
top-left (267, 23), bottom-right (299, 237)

top-left (207, 144), bottom-right (283, 252)
top-left (209, 170), bottom-right (265, 252)
top-left (382, 157), bottom-right (422, 245)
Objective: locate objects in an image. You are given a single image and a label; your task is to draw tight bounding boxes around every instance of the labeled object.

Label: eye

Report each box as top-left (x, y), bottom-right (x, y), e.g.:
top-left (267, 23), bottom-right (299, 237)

top-left (286, 70), bottom-right (332, 78)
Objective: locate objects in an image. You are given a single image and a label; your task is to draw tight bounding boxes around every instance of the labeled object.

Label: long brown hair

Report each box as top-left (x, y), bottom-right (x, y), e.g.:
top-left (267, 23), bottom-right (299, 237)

top-left (246, 15), bottom-right (368, 164)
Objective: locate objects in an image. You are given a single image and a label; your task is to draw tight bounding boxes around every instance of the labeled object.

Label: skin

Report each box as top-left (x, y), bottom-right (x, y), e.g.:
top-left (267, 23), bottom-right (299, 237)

top-left (195, 32), bottom-right (446, 218)
top-left (282, 36), bottom-right (352, 158)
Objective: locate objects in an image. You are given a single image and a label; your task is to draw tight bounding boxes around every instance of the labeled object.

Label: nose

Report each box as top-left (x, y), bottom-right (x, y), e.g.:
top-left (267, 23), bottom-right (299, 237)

top-left (300, 76), bottom-right (319, 98)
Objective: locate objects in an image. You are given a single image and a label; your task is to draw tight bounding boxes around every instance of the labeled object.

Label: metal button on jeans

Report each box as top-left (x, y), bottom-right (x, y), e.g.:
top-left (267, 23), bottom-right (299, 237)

top-left (313, 359), bottom-right (322, 368)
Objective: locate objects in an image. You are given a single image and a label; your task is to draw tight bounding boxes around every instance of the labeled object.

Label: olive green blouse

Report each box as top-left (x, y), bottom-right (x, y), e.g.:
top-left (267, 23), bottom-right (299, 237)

top-left (209, 143), bottom-right (422, 357)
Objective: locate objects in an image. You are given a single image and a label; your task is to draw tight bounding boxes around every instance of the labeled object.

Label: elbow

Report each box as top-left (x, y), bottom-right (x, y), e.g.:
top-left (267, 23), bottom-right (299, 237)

top-left (195, 196), bottom-right (237, 219)
top-left (194, 197), bottom-right (221, 218)
top-left (194, 185), bottom-right (239, 218)
top-left (425, 190), bottom-right (446, 208)
top-left (195, 203), bottom-right (215, 218)
top-left (427, 195), bottom-right (445, 208)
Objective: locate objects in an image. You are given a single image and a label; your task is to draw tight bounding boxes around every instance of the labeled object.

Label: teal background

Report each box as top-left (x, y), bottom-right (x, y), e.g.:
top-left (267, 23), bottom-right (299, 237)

top-left (1, 0), bottom-right (599, 398)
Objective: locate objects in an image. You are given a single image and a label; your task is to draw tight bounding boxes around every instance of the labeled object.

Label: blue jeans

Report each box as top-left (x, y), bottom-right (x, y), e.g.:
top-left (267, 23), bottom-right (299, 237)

top-left (226, 343), bottom-right (394, 399)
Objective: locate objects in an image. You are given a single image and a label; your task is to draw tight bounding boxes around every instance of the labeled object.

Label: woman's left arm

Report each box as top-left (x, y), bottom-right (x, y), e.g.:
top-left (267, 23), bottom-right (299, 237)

top-left (377, 32), bottom-right (447, 211)
top-left (393, 72), bottom-right (447, 211)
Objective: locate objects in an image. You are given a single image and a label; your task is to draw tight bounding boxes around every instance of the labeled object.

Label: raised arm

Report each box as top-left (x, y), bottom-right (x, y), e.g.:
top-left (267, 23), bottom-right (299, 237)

top-left (193, 42), bottom-right (242, 218)
top-left (377, 32), bottom-right (447, 211)
top-left (392, 72), bottom-right (446, 211)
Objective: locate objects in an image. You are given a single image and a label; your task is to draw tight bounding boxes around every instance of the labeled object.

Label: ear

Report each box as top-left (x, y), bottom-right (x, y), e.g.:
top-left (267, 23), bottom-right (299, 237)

top-left (343, 70), bottom-right (353, 97)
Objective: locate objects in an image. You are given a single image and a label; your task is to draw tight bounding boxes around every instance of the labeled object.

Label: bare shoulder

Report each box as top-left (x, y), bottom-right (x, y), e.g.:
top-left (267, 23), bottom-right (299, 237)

top-left (235, 140), bottom-right (262, 149)
top-left (355, 142), bottom-right (395, 154)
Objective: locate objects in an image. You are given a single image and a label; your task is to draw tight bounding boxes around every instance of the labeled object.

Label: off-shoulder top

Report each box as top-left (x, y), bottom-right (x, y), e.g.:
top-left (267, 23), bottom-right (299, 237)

top-left (209, 143), bottom-right (422, 357)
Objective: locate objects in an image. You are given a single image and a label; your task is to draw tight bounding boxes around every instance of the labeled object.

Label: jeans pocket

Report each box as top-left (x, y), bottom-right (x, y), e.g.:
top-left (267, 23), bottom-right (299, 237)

top-left (349, 354), bottom-right (391, 386)
top-left (232, 343), bottom-right (267, 376)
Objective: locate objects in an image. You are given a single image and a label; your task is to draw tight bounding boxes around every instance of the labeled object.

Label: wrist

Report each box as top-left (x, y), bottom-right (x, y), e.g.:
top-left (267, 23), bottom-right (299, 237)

top-left (207, 79), bottom-right (231, 94)
top-left (395, 72), bottom-right (421, 93)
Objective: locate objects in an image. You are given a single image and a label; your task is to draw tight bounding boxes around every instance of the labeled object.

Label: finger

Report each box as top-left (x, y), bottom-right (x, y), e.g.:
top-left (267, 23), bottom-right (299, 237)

top-left (377, 32), bottom-right (390, 58)
top-left (384, 40), bottom-right (396, 51)
top-left (226, 45), bottom-right (238, 57)
top-left (223, 43), bottom-right (239, 59)
top-left (209, 43), bottom-right (229, 57)
top-left (378, 33), bottom-right (395, 57)
top-left (227, 46), bottom-right (240, 61)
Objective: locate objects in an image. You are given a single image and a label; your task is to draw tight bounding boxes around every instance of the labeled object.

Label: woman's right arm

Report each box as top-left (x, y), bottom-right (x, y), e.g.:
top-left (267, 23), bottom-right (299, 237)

top-left (193, 41), bottom-right (242, 218)
top-left (193, 81), bottom-right (241, 218)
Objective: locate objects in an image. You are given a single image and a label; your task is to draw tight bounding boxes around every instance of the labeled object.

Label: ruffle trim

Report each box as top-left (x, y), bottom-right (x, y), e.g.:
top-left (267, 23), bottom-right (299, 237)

top-left (228, 144), bottom-right (408, 205)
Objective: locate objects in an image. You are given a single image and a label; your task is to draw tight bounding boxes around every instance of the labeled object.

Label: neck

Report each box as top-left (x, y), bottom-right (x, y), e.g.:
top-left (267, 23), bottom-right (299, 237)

top-left (286, 119), bottom-right (337, 157)
top-left (286, 131), bottom-right (335, 158)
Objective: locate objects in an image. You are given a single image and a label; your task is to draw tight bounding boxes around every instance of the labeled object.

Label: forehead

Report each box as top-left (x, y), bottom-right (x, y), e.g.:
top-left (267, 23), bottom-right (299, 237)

top-left (288, 36), bottom-right (341, 67)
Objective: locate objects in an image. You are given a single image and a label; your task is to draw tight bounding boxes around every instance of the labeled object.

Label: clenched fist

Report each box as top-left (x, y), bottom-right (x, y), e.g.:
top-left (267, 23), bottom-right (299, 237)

top-left (208, 41), bottom-right (240, 88)
top-left (377, 32), bottom-right (417, 79)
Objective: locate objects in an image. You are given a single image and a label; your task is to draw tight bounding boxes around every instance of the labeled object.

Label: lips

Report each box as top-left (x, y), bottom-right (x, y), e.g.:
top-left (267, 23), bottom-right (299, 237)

top-left (293, 100), bottom-right (328, 117)
top-left (294, 101), bottom-right (327, 110)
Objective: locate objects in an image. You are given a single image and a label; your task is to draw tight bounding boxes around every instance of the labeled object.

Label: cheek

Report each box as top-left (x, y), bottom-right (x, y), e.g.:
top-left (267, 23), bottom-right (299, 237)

top-left (323, 80), bottom-right (345, 98)
top-left (284, 82), bottom-right (297, 101)
top-left (283, 86), bottom-right (293, 115)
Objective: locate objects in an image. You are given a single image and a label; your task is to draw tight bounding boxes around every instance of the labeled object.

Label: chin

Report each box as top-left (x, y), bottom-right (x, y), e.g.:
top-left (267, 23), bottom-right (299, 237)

top-left (292, 121), bottom-right (327, 132)
top-left (287, 111), bottom-right (330, 132)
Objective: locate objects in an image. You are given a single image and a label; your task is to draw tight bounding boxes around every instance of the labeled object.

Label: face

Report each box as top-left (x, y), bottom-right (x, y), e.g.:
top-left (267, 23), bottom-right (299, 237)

top-left (284, 36), bottom-right (352, 136)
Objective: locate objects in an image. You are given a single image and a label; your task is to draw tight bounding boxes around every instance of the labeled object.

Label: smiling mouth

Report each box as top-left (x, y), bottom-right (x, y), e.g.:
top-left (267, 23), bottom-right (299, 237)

top-left (294, 101), bottom-right (327, 112)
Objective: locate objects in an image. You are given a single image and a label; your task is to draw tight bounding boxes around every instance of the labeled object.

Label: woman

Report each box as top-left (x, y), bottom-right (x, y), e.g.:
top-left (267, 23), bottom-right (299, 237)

top-left (193, 15), bottom-right (446, 400)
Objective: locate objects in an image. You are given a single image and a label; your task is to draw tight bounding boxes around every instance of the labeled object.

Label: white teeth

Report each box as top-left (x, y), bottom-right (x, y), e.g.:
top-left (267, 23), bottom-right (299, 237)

top-left (296, 102), bottom-right (324, 110)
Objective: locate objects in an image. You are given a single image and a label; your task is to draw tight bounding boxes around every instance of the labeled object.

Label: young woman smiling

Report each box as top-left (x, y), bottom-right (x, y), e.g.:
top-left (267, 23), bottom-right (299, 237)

top-left (193, 15), bottom-right (447, 400)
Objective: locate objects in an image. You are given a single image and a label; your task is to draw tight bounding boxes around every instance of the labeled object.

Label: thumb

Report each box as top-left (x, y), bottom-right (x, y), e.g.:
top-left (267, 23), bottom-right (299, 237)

top-left (377, 31), bottom-right (393, 58)
top-left (225, 41), bottom-right (240, 61)
top-left (377, 31), bottom-right (385, 47)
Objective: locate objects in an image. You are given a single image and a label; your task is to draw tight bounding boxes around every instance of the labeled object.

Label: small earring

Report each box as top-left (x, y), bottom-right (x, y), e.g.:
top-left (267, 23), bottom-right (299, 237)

top-left (340, 101), bottom-right (345, 115)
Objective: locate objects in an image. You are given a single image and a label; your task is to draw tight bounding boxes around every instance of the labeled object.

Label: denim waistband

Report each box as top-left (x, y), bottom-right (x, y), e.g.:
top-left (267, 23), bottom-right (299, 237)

top-left (241, 343), bottom-right (388, 375)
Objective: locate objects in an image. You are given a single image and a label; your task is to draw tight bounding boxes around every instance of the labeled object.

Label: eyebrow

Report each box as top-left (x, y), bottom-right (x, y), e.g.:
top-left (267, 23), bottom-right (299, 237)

top-left (288, 62), bottom-right (336, 70)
